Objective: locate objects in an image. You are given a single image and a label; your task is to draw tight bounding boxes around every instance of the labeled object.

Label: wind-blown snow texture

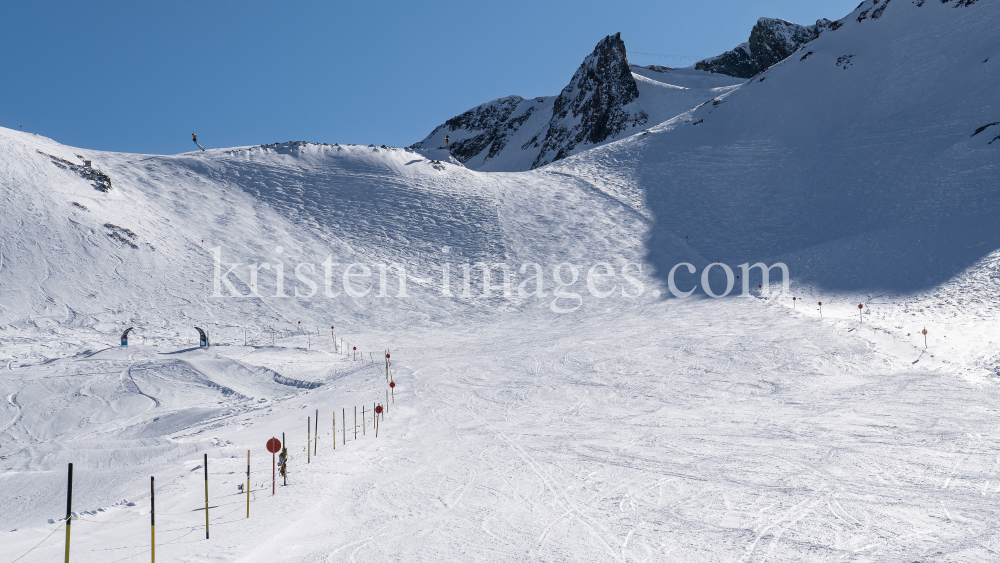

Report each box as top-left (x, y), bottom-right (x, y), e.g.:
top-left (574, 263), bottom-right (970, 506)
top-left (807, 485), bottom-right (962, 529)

top-left (2, 1), bottom-right (1000, 562)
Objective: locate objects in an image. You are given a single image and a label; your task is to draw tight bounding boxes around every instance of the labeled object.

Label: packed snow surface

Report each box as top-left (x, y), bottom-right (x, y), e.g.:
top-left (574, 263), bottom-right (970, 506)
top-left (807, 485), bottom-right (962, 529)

top-left (2, 1), bottom-right (1000, 561)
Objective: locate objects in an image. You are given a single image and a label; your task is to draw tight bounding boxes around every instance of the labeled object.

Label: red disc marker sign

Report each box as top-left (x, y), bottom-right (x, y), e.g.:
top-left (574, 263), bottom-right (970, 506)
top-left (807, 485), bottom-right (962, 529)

top-left (375, 405), bottom-right (383, 414)
top-left (266, 438), bottom-right (281, 453)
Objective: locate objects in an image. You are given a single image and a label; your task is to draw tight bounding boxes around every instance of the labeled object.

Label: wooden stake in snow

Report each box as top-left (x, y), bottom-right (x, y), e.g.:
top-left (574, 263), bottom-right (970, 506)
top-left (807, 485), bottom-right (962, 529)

top-left (818, 301), bottom-right (823, 317)
top-left (922, 327), bottom-right (928, 348)
top-left (307, 416), bottom-right (311, 464)
top-left (858, 303), bottom-right (864, 322)
top-left (362, 405), bottom-right (366, 436)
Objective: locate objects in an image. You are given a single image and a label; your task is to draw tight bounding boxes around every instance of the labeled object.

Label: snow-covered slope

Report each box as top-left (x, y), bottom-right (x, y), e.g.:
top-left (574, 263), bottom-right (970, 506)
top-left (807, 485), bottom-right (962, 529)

top-left (549, 0), bottom-right (1000, 294)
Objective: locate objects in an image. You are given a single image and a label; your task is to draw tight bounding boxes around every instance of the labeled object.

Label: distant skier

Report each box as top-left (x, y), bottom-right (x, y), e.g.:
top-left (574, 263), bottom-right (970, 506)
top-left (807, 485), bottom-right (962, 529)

top-left (278, 446), bottom-right (288, 484)
top-left (192, 133), bottom-right (205, 152)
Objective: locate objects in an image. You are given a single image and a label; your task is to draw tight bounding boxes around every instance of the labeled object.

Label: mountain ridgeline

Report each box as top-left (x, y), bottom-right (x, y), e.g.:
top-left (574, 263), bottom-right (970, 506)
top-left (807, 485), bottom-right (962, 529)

top-left (410, 33), bottom-right (647, 172)
top-left (412, 17), bottom-right (841, 171)
top-left (694, 17), bottom-right (839, 78)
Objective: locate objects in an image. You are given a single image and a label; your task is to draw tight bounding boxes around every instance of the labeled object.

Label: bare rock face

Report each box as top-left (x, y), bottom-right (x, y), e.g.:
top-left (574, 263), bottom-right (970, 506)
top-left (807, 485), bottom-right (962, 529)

top-left (410, 32), bottom-right (646, 171)
top-left (531, 32), bottom-right (647, 169)
top-left (419, 95), bottom-right (527, 164)
top-left (696, 18), bottom-right (839, 79)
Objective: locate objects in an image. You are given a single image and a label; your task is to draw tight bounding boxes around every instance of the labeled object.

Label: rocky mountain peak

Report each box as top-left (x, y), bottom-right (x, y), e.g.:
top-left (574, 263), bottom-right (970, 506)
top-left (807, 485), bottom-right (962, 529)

top-left (531, 32), bottom-right (647, 168)
top-left (696, 17), bottom-right (840, 78)
top-left (410, 32), bottom-right (649, 171)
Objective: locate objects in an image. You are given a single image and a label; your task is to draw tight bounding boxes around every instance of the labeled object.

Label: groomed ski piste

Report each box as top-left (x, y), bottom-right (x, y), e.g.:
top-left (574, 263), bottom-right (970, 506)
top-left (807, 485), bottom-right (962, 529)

top-left (3, 1), bottom-right (1000, 561)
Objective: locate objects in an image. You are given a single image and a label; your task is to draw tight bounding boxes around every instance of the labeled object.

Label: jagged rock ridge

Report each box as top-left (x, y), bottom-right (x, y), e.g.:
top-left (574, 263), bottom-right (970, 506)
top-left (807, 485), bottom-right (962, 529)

top-left (410, 33), bottom-right (648, 171)
top-left (530, 32), bottom-right (647, 168)
top-left (696, 18), bottom-right (839, 78)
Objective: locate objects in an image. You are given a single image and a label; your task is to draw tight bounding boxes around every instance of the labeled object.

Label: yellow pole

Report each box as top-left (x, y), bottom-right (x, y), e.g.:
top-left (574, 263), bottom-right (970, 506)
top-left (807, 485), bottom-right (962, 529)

top-left (151, 476), bottom-right (156, 563)
top-left (64, 463), bottom-right (72, 563)
top-left (204, 453), bottom-right (210, 539)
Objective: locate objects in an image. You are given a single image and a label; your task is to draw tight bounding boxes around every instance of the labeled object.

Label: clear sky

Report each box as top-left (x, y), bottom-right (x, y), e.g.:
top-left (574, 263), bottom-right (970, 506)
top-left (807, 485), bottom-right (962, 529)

top-left (1, 0), bottom-right (861, 155)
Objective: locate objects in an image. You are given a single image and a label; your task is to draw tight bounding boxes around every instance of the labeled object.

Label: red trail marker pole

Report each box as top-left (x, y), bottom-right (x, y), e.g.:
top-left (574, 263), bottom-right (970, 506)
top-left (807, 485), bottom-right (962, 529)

top-left (792, 296), bottom-right (796, 309)
top-left (858, 303), bottom-right (864, 322)
top-left (922, 327), bottom-right (928, 348)
top-left (390, 379), bottom-right (395, 403)
top-left (818, 301), bottom-right (823, 317)
top-left (266, 437), bottom-right (281, 495)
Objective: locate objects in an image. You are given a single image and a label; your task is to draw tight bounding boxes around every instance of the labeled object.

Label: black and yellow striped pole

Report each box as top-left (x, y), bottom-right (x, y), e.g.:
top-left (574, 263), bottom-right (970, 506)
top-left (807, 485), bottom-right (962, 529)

top-left (246, 450), bottom-right (250, 518)
top-left (64, 463), bottom-right (72, 563)
top-left (150, 476), bottom-right (156, 563)
top-left (204, 453), bottom-right (210, 539)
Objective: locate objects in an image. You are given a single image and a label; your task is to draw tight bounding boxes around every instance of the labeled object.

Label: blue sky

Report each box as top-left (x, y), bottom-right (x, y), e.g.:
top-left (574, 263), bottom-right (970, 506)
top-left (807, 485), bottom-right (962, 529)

top-left (1, 1), bottom-right (860, 155)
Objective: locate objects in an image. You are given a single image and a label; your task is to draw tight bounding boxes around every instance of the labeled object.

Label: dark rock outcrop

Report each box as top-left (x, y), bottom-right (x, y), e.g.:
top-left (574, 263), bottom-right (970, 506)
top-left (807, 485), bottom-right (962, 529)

top-left (531, 32), bottom-right (647, 169)
top-left (410, 32), bottom-right (647, 170)
top-left (695, 18), bottom-right (837, 78)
